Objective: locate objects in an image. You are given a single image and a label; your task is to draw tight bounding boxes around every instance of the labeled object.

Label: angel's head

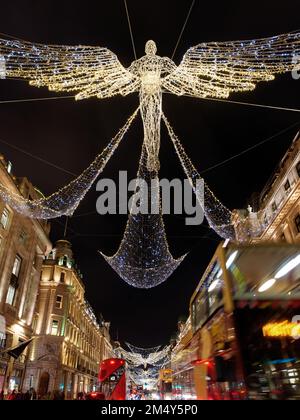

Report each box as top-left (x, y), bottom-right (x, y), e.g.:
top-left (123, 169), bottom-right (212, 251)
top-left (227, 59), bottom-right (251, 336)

top-left (145, 40), bottom-right (157, 56)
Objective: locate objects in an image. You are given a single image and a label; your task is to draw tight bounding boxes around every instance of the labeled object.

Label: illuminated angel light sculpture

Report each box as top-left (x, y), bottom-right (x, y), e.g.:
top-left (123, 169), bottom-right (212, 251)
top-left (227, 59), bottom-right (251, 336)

top-left (0, 32), bottom-right (299, 287)
top-left (0, 34), bottom-right (299, 172)
top-left (118, 343), bottom-right (171, 370)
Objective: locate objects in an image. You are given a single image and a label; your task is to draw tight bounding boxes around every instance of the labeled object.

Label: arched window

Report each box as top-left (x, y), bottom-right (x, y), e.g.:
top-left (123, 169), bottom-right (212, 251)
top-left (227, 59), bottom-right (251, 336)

top-left (62, 255), bottom-right (68, 267)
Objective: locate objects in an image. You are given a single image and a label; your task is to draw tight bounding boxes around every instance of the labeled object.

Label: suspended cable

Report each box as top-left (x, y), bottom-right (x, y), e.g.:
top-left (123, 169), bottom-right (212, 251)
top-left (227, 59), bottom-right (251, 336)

top-left (0, 95), bottom-right (75, 105)
top-left (183, 93), bottom-right (300, 113)
top-left (0, 137), bottom-right (77, 176)
top-left (162, 89), bottom-right (300, 113)
top-left (53, 217), bottom-right (78, 237)
top-left (201, 96), bottom-right (300, 113)
top-left (163, 90), bottom-right (300, 113)
top-left (124, 0), bottom-right (137, 60)
top-left (0, 32), bottom-right (29, 42)
top-left (171, 0), bottom-right (196, 60)
top-left (202, 121), bottom-right (300, 174)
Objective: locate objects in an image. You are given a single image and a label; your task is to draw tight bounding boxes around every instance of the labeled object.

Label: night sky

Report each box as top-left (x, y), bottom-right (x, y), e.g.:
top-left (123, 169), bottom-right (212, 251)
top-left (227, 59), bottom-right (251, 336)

top-left (0, 1), bottom-right (299, 347)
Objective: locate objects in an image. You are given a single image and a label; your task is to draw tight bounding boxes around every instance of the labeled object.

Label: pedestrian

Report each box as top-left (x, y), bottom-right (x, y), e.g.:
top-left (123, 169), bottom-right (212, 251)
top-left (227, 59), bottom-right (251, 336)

top-left (29, 387), bottom-right (37, 400)
top-left (7, 390), bottom-right (17, 400)
top-left (24, 390), bottom-right (31, 400)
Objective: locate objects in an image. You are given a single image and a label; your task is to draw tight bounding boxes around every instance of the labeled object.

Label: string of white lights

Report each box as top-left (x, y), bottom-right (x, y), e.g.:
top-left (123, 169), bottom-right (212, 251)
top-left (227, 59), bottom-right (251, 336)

top-left (118, 345), bottom-right (171, 369)
top-left (100, 143), bottom-right (187, 288)
top-left (164, 31), bottom-right (300, 98)
top-left (162, 112), bottom-right (236, 240)
top-left (126, 343), bottom-right (162, 355)
top-left (0, 108), bottom-right (139, 218)
top-left (0, 32), bottom-right (299, 287)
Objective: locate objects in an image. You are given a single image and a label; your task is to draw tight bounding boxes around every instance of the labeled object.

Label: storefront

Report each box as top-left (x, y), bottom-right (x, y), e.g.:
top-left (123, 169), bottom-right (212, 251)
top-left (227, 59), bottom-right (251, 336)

top-left (8, 367), bottom-right (24, 391)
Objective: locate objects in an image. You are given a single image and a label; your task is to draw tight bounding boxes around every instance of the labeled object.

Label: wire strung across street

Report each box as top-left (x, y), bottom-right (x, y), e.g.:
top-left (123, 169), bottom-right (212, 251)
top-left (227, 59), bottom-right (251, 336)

top-left (0, 95), bottom-right (75, 104)
top-left (123, 0), bottom-right (137, 61)
top-left (201, 120), bottom-right (300, 174)
top-left (171, 0), bottom-right (196, 60)
top-left (0, 136), bottom-right (77, 176)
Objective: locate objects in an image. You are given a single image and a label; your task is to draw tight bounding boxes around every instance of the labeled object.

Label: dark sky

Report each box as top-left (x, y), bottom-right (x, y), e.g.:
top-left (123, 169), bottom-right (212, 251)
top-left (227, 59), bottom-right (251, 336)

top-left (0, 1), bottom-right (299, 347)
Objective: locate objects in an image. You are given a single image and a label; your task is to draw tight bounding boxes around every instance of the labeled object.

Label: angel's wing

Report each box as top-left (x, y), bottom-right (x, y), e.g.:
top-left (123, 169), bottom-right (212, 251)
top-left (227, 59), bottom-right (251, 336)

top-left (0, 37), bottom-right (139, 99)
top-left (162, 31), bottom-right (300, 99)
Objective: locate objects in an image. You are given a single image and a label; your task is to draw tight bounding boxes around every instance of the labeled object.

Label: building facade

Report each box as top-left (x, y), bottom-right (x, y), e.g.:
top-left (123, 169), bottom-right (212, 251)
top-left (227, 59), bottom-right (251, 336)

top-left (24, 239), bottom-right (115, 399)
top-left (0, 155), bottom-right (51, 392)
top-left (256, 131), bottom-right (300, 243)
top-left (233, 131), bottom-right (300, 243)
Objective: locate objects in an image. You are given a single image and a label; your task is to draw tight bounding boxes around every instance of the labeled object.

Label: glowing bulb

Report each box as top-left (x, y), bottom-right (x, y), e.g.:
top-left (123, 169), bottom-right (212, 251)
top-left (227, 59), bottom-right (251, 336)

top-left (258, 278), bottom-right (276, 293)
top-left (275, 255), bottom-right (300, 279)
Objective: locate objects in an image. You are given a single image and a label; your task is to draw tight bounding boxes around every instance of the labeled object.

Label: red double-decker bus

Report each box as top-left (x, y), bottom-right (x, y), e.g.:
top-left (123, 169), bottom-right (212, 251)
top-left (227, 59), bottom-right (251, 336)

top-left (98, 358), bottom-right (126, 400)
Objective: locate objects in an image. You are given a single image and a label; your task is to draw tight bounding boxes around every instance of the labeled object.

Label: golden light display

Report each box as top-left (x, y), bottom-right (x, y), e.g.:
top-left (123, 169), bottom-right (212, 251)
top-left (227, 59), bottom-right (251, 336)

top-left (0, 34), bottom-right (299, 173)
top-left (0, 33), bottom-right (299, 287)
top-left (262, 321), bottom-right (300, 339)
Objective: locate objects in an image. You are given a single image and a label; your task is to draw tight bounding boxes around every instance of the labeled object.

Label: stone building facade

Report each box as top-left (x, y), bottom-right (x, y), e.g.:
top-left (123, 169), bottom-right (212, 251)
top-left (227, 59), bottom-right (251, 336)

top-left (0, 156), bottom-right (51, 392)
top-left (24, 239), bottom-right (115, 399)
top-left (233, 131), bottom-right (300, 243)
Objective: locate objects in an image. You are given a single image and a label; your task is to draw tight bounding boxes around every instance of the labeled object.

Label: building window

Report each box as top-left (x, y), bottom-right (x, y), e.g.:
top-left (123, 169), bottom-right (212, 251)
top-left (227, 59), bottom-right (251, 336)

top-left (56, 295), bottom-right (63, 309)
top-left (280, 232), bottom-right (286, 242)
top-left (6, 284), bottom-right (16, 306)
top-left (0, 331), bottom-right (6, 349)
top-left (12, 255), bottom-right (22, 277)
top-left (0, 208), bottom-right (9, 229)
top-left (272, 202), bottom-right (277, 212)
top-left (284, 179), bottom-right (291, 192)
top-left (6, 255), bottom-right (22, 306)
top-left (297, 162), bottom-right (300, 177)
top-left (19, 229), bottom-right (27, 245)
top-left (295, 214), bottom-right (300, 234)
top-left (7, 161), bottom-right (12, 174)
top-left (51, 320), bottom-right (59, 336)
top-left (60, 272), bottom-right (65, 283)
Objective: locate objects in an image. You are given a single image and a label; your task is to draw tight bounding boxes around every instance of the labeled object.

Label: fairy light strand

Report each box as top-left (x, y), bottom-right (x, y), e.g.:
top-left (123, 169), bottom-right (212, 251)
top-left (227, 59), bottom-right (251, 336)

top-left (0, 33), bottom-right (299, 286)
top-left (0, 108), bottom-right (139, 218)
top-left (100, 142), bottom-right (186, 289)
